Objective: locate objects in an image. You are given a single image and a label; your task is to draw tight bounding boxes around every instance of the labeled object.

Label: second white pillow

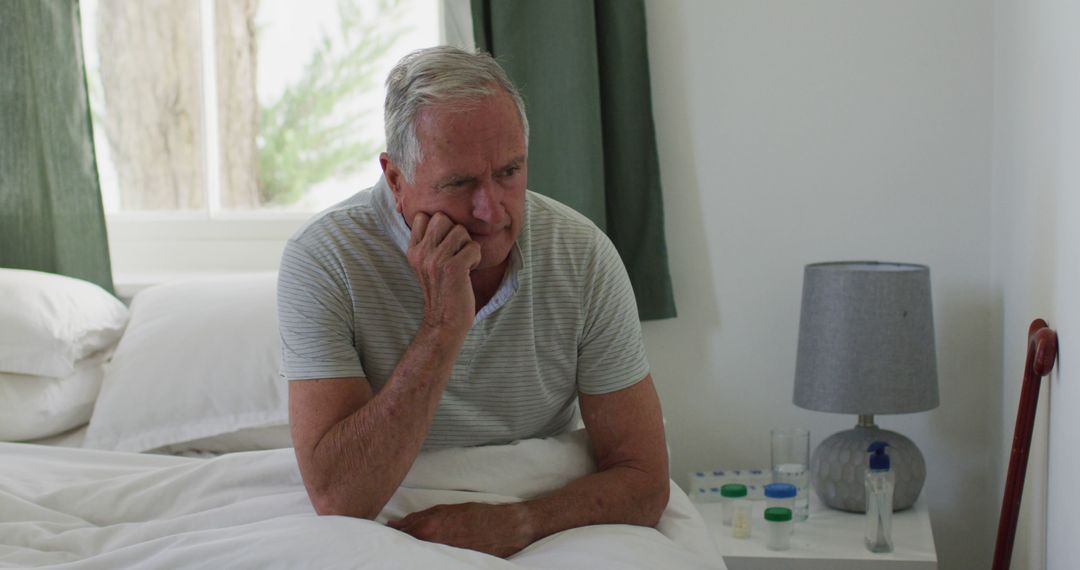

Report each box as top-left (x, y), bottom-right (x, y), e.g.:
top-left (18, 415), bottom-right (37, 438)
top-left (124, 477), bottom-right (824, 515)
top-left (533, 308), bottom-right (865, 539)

top-left (84, 273), bottom-right (287, 452)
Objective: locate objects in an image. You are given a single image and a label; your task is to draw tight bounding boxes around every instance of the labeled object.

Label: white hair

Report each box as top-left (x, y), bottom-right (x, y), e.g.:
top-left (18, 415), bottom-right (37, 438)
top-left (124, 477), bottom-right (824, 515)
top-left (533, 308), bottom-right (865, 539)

top-left (384, 46), bottom-right (529, 182)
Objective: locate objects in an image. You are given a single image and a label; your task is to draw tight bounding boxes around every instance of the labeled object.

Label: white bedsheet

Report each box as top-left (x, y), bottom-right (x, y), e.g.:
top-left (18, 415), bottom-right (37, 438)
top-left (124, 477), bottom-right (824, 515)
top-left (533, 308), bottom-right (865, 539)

top-left (0, 430), bottom-right (725, 569)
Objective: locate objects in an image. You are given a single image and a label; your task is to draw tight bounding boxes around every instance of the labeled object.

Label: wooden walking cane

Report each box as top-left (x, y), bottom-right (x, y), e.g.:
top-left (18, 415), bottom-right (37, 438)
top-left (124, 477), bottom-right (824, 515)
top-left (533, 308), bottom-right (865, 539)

top-left (991, 318), bottom-right (1058, 570)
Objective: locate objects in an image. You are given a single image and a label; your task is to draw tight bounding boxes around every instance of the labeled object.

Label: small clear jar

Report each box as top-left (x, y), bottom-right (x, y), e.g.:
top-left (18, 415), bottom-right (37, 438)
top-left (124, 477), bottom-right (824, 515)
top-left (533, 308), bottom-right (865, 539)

top-left (764, 483), bottom-right (797, 532)
top-left (720, 484), bottom-right (748, 526)
top-left (764, 507), bottom-right (793, 550)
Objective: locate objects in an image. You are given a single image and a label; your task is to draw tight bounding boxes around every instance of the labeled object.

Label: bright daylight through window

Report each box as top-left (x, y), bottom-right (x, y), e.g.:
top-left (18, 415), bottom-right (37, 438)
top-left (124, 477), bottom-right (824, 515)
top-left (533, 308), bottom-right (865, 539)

top-left (81, 0), bottom-right (441, 217)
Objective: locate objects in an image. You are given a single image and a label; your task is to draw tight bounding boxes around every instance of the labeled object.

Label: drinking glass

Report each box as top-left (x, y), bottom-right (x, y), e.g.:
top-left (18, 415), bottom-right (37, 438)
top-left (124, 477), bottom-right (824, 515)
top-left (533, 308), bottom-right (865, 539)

top-left (771, 428), bottom-right (810, 521)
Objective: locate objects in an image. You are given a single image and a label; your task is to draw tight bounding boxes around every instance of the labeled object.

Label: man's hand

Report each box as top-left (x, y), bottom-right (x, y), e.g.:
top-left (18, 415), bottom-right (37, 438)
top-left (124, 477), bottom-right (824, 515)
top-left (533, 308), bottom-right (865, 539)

top-left (407, 212), bottom-right (482, 334)
top-left (387, 502), bottom-right (534, 558)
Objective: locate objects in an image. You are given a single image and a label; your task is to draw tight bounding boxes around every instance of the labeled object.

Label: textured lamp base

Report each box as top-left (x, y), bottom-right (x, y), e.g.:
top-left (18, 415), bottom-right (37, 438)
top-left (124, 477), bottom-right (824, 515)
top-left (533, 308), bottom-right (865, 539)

top-left (811, 420), bottom-right (926, 512)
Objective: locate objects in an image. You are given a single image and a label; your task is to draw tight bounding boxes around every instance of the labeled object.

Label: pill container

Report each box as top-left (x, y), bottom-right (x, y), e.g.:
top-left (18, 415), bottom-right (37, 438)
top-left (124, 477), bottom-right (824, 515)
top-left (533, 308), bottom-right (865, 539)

top-left (763, 483), bottom-right (796, 532)
top-left (764, 507), bottom-right (793, 550)
top-left (720, 484), bottom-right (748, 526)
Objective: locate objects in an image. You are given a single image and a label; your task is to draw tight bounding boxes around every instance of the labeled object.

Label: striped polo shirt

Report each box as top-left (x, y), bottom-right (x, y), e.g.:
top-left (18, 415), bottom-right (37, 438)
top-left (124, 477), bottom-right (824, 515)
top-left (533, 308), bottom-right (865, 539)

top-left (277, 177), bottom-right (649, 449)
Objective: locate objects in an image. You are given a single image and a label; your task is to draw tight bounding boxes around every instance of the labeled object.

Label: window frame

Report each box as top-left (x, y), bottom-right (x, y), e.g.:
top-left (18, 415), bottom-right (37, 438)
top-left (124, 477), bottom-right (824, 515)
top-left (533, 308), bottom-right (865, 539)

top-left (104, 0), bottom-right (474, 279)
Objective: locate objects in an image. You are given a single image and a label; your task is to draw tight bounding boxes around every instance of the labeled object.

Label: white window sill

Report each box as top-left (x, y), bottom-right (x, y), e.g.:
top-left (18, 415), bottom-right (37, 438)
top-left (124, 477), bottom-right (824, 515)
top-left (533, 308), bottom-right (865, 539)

top-left (106, 216), bottom-right (311, 240)
top-left (107, 217), bottom-right (309, 278)
top-left (114, 271), bottom-right (269, 304)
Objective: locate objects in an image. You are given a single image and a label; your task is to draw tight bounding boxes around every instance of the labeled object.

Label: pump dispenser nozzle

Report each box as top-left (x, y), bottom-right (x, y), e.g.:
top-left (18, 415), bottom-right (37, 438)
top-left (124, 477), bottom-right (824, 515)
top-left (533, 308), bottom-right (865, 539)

top-left (867, 441), bottom-right (891, 471)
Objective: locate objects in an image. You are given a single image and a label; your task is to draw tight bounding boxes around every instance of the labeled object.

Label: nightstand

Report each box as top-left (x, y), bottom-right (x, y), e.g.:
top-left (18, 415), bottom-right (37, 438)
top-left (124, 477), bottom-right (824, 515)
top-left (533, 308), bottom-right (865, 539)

top-left (695, 493), bottom-right (938, 569)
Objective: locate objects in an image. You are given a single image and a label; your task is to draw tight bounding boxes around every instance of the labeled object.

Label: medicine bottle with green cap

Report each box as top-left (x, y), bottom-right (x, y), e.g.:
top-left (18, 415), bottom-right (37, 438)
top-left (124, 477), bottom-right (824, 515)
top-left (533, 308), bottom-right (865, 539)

top-left (764, 507), bottom-right (793, 550)
top-left (719, 484), bottom-right (748, 526)
top-left (724, 484), bottom-right (752, 539)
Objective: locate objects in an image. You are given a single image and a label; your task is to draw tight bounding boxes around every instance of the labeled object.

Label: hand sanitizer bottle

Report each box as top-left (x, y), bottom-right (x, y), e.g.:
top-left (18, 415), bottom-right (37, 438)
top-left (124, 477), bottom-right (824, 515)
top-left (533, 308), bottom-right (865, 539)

top-left (864, 441), bottom-right (894, 553)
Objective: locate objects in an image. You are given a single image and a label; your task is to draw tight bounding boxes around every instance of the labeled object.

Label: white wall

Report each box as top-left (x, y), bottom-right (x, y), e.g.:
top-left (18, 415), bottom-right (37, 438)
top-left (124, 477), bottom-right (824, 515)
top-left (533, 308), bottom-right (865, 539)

top-left (641, 2), bottom-right (994, 569)
top-left (993, 0), bottom-right (1080, 568)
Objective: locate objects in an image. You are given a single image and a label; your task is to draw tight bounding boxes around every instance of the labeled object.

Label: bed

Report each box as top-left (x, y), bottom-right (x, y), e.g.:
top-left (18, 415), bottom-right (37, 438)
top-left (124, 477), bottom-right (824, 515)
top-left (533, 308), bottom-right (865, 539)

top-left (0, 269), bottom-right (725, 569)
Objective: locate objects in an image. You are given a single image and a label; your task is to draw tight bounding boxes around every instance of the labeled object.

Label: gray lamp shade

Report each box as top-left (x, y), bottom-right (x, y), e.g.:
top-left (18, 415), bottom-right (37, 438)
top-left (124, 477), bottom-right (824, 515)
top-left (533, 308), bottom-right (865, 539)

top-left (793, 262), bottom-right (939, 414)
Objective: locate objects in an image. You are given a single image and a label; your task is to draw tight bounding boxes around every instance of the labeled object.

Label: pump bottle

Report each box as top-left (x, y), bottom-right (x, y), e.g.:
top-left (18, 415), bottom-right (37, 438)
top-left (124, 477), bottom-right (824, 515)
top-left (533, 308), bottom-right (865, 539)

top-left (864, 441), bottom-right (894, 553)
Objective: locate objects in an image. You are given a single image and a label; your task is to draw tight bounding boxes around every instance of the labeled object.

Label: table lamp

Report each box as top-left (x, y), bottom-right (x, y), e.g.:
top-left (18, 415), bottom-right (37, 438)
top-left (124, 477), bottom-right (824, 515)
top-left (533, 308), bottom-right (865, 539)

top-left (793, 261), bottom-right (939, 512)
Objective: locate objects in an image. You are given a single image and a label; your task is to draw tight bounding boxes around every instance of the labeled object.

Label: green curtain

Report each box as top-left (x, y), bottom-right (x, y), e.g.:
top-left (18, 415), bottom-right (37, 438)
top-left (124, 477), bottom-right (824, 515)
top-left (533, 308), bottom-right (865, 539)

top-left (0, 0), bottom-right (114, 294)
top-left (472, 0), bottom-right (676, 320)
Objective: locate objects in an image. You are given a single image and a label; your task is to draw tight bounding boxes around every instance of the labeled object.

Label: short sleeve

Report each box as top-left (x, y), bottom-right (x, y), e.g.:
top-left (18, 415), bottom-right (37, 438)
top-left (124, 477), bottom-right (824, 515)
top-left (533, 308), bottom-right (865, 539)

top-left (277, 239), bottom-right (366, 381)
top-left (576, 231), bottom-right (650, 394)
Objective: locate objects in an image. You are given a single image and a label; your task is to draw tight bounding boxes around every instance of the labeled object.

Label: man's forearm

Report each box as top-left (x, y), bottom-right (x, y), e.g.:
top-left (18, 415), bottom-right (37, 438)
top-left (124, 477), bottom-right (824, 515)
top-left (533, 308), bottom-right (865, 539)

top-left (515, 462), bottom-right (671, 543)
top-left (300, 208), bottom-right (484, 520)
top-left (305, 324), bottom-right (465, 519)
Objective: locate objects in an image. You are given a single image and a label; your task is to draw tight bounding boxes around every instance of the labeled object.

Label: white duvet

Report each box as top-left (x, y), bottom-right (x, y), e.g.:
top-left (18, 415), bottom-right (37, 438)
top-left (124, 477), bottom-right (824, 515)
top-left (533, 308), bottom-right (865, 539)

top-left (0, 430), bottom-right (724, 569)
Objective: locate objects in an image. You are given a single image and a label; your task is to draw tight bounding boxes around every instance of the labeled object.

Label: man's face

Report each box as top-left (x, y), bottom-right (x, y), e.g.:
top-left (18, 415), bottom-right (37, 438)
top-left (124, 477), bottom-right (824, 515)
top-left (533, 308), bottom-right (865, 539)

top-left (383, 90), bottom-right (528, 272)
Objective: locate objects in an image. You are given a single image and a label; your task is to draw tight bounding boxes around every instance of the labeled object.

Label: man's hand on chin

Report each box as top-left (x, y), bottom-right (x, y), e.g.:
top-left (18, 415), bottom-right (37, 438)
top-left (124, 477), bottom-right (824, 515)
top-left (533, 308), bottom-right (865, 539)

top-left (387, 502), bottom-right (534, 558)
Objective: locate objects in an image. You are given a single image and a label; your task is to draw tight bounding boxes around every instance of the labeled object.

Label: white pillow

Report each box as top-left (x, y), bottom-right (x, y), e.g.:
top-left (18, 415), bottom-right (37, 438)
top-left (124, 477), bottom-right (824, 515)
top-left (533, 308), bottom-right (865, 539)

top-left (83, 273), bottom-right (288, 452)
top-left (0, 269), bottom-right (129, 377)
top-left (0, 350), bottom-right (108, 441)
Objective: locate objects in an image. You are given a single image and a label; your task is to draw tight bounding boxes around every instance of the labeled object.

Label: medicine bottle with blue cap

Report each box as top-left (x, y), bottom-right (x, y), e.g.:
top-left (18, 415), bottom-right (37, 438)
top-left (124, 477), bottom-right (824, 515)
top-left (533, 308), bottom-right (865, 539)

top-left (763, 483), bottom-right (797, 534)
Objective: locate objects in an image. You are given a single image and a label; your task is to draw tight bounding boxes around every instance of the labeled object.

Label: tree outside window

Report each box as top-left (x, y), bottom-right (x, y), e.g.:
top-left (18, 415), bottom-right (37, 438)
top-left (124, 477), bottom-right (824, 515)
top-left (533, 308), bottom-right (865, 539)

top-left (82, 0), bottom-right (440, 215)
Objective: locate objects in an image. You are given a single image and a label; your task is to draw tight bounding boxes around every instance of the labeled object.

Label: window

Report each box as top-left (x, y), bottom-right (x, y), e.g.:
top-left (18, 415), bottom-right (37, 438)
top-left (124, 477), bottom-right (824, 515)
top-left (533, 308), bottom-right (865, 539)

top-left (81, 0), bottom-right (452, 218)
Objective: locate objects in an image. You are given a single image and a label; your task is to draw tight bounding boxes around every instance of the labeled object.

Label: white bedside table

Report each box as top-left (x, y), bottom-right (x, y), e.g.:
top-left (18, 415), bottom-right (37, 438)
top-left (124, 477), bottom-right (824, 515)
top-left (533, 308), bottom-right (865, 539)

top-left (695, 493), bottom-right (938, 569)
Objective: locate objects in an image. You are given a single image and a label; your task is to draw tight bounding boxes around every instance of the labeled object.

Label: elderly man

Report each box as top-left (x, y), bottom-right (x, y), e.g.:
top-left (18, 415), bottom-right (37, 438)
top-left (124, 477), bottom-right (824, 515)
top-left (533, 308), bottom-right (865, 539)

top-left (277, 46), bottom-right (668, 558)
